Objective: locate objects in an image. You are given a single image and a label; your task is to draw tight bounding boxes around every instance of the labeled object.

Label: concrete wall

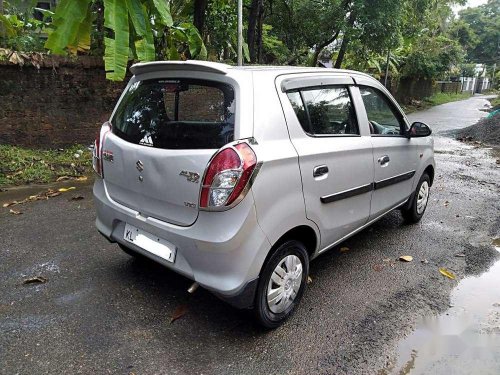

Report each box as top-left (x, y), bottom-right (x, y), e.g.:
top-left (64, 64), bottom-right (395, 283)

top-left (0, 56), bottom-right (126, 148)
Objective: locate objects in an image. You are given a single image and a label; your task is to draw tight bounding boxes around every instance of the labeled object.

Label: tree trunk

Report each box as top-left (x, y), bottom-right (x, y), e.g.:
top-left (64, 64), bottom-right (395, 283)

top-left (256, 1), bottom-right (265, 63)
top-left (247, 0), bottom-right (263, 63)
top-left (193, 0), bottom-right (209, 37)
top-left (309, 46), bottom-right (323, 67)
top-left (334, 36), bottom-right (349, 68)
top-left (333, 9), bottom-right (356, 69)
top-left (308, 30), bottom-right (341, 67)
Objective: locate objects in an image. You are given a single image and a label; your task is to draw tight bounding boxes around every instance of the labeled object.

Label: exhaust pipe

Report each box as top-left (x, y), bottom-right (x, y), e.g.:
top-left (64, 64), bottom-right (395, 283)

top-left (187, 282), bottom-right (199, 294)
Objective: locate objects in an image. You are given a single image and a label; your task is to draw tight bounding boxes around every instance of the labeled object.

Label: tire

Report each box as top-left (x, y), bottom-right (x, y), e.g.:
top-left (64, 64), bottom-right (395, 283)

top-left (402, 172), bottom-right (431, 223)
top-left (254, 240), bottom-right (309, 329)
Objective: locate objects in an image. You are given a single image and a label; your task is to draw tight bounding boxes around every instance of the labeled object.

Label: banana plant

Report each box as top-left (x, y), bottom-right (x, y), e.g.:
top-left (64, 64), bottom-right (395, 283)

top-left (45, 0), bottom-right (206, 81)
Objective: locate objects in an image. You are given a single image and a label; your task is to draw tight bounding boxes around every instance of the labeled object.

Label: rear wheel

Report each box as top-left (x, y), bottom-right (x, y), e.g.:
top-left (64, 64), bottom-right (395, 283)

top-left (402, 173), bottom-right (430, 223)
top-left (254, 240), bottom-right (309, 329)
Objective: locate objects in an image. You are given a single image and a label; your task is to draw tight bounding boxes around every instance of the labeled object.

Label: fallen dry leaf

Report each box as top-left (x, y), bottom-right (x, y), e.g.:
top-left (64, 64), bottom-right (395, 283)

top-left (70, 195), bottom-right (85, 201)
top-left (455, 253), bottom-right (466, 258)
top-left (76, 176), bottom-right (88, 181)
top-left (3, 201), bottom-right (19, 208)
top-left (46, 191), bottom-right (61, 198)
top-left (23, 276), bottom-right (47, 285)
top-left (307, 276), bottom-right (313, 284)
top-left (444, 200), bottom-right (449, 207)
top-left (58, 187), bottom-right (76, 192)
top-left (340, 247), bottom-right (350, 253)
top-left (170, 304), bottom-right (188, 324)
top-left (372, 264), bottom-right (384, 272)
top-left (421, 259), bottom-right (429, 264)
top-left (399, 255), bottom-right (413, 262)
top-left (56, 176), bottom-right (71, 182)
top-left (439, 267), bottom-right (456, 280)
top-left (9, 209), bottom-right (22, 215)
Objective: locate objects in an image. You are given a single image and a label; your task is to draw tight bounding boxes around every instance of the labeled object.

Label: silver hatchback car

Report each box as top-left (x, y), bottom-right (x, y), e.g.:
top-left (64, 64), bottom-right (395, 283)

top-left (93, 61), bottom-right (435, 328)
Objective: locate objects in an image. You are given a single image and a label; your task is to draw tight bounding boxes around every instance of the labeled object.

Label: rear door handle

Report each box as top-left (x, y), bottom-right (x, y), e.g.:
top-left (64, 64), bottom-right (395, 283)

top-left (378, 155), bottom-right (390, 165)
top-left (313, 165), bottom-right (329, 177)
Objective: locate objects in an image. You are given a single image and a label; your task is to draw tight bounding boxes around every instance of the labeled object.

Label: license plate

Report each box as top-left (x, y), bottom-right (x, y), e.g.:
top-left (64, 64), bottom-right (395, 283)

top-left (123, 223), bottom-right (176, 263)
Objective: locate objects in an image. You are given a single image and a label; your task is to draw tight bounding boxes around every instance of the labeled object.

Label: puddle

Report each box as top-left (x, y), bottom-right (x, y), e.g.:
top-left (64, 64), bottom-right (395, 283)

top-left (383, 256), bottom-right (500, 374)
top-left (0, 178), bottom-right (93, 206)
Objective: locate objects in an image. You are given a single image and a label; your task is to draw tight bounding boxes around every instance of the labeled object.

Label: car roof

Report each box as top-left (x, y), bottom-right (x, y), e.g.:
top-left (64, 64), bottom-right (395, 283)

top-left (130, 60), bottom-right (374, 80)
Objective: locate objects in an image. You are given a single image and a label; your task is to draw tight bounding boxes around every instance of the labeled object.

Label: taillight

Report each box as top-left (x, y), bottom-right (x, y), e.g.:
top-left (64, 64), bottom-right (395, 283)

top-left (92, 123), bottom-right (111, 178)
top-left (200, 142), bottom-right (259, 210)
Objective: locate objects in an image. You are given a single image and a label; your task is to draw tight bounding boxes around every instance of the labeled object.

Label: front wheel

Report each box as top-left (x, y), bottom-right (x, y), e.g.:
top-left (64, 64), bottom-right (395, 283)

top-left (402, 173), bottom-right (431, 223)
top-left (254, 240), bottom-right (309, 329)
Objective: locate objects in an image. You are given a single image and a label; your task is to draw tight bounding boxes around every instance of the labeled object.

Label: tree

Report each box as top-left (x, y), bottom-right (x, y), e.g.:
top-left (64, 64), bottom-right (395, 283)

top-left (44, 0), bottom-right (206, 81)
top-left (459, 0), bottom-right (499, 64)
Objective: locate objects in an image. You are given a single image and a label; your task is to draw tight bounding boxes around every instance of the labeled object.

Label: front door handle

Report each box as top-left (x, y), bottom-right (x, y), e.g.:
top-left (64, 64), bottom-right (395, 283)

top-left (313, 165), bottom-right (329, 177)
top-left (378, 155), bottom-right (390, 166)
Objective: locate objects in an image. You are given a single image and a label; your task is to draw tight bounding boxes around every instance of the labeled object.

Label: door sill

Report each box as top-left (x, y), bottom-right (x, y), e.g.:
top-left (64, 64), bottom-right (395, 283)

top-left (318, 198), bottom-right (409, 254)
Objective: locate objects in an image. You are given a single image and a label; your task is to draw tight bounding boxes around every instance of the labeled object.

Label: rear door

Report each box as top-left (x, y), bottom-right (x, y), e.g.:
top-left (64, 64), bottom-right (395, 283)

top-left (102, 77), bottom-right (237, 226)
top-left (278, 74), bottom-right (374, 250)
top-left (355, 82), bottom-right (418, 219)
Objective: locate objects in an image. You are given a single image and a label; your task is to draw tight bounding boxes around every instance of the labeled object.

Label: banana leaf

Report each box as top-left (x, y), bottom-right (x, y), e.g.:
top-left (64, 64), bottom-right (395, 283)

top-left (104, 0), bottom-right (129, 81)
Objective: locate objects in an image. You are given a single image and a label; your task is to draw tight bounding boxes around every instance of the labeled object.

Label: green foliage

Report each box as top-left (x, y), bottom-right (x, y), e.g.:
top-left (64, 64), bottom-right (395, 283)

top-left (424, 92), bottom-right (471, 106)
top-left (458, 0), bottom-right (500, 64)
top-left (205, 0), bottom-right (241, 61)
top-left (401, 34), bottom-right (465, 79)
top-left (44, 0), bottom-right (206, 81)
top-left (459, 63), bottom-right (476, 77)
top-left (260, 24), bottom-right (289, 64)
top-left (0, 2), bottom-right (51, 52)
top-left (0, 144), bottom-right (92, 187)
top-left (45, 0), bottom-right (92, 54)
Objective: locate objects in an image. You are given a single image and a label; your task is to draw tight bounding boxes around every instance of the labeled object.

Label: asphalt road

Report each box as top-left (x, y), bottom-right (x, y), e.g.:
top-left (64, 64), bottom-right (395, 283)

top-left (1, 96), bottom-right (499, 375)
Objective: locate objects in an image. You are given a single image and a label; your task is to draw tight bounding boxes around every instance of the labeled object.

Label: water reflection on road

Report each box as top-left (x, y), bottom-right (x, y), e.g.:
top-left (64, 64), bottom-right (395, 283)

top-left (385, 247), bottom-right (500, 374)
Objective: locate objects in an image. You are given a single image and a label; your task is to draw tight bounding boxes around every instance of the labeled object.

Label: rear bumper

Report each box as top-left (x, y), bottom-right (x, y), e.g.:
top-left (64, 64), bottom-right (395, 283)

top-left (93, 178), bottom-right (270, 308)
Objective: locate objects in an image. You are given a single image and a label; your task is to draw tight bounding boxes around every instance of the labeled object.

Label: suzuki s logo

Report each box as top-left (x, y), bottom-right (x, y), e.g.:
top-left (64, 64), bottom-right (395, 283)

top-left (136, 160), bottom-right (144, 172)
top-left (179, 170), bottom-right (200, 183)
top-left (102, 150), bottom-right (113, 162)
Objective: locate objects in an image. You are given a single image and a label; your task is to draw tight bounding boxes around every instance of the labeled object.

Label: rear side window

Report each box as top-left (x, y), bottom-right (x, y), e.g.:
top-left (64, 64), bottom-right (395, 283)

top-left (286, 86), bottom-right (359, 136)
top-left (112, 79), bottom-right (235, 149)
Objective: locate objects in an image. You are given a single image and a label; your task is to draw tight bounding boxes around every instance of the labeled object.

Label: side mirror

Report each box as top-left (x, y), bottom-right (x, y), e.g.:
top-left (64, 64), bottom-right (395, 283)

top-left (408, 122), bottom-right (432, 138)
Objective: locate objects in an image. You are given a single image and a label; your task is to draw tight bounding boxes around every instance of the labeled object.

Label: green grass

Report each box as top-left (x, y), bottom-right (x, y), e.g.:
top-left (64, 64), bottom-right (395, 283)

top-left (403, 92), bottom-right (472, 113)
top-left (0, 144), bottom-right (93, 187)
top-left (423, 92), bottom-right (472, 106)
top-left (489, 96), bottom-right (500, 110)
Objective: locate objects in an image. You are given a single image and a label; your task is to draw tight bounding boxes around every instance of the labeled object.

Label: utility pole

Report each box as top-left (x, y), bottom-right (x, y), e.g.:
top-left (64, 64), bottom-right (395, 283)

top-left (237, 0), bottom-right (243, 66)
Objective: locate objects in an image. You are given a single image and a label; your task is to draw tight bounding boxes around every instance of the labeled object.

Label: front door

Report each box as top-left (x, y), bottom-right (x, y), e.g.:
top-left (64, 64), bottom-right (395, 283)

top-left (279, 78), bottom-right (374, 250)
top-left (356, 85), bottom-right (418, 219)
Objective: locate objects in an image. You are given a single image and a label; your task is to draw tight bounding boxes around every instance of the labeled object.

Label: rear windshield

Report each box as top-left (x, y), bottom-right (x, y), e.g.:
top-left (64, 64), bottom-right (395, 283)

top-left (111, 78), bottom-right (235, 149)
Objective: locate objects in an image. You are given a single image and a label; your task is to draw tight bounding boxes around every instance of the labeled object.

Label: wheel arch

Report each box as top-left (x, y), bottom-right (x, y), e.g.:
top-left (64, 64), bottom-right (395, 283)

top-left (260, 225), bottom-right (318, 276)
top-left (424, 164), bottom-right (435, 186)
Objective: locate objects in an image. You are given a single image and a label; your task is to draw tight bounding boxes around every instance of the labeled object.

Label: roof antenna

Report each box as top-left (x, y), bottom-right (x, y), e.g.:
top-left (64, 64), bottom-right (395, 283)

top-left (237, 0), bottom-right (243, 66)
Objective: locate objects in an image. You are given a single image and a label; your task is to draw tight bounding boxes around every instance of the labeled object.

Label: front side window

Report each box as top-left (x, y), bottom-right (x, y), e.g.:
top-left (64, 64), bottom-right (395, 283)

top-left (287, 86), bottom-right (359, 136)
top-left (112, 79), bottom-right (235, 149)
top-left (359, 86), bottom-right (406, 136)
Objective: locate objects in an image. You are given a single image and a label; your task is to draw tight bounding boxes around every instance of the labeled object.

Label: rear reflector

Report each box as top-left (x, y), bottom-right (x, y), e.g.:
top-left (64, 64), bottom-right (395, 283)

top-left (92, 122), bottom-right (111, 178)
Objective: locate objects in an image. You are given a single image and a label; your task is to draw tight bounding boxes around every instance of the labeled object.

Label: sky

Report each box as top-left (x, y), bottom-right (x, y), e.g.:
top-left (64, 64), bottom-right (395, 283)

top-left (453, 0), bottom-right (489, 14)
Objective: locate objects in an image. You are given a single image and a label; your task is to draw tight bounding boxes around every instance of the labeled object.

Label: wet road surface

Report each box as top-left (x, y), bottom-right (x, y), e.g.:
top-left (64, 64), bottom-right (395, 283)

top-left (1, 96), bottom-right (499, 374)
